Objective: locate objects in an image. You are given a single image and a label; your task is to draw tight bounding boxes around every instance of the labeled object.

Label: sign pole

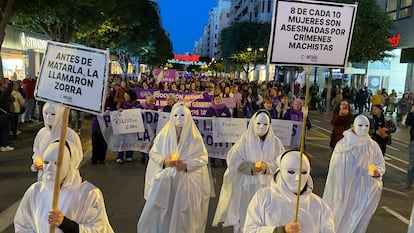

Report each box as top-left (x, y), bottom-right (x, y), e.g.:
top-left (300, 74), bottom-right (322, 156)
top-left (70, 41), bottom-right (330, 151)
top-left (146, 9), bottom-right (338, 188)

top-left (50, 107), bottom-right (70, 233)
top-left (294, 65), bottom-right (311, 222)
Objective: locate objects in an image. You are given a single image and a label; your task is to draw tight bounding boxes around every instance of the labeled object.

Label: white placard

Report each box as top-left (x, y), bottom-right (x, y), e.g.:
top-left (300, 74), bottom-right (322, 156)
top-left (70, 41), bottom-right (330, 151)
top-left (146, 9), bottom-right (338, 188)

top-left (109, 109), bottom-right (145, 135)
top-left (35, 41), bottom-right (109, 114)
top-left (272, 120), bottom-right (293, 147)
top-left (212, 118), bottom-right (247, 143)
top-left (269, 0), bottom-right (357, 67)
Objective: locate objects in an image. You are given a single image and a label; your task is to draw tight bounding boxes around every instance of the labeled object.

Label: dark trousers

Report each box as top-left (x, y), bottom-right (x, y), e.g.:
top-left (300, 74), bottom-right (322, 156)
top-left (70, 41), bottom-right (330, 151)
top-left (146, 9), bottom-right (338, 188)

top-left (92, 131), bottom-right (107, 162)
top-left (10, 113), bottom-right (18, 139)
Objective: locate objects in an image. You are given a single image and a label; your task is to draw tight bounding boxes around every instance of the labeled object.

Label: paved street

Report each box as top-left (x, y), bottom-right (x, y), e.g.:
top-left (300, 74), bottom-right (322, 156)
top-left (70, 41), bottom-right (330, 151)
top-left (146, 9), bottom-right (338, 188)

top-left (1, 110), bottom-right (413, 233)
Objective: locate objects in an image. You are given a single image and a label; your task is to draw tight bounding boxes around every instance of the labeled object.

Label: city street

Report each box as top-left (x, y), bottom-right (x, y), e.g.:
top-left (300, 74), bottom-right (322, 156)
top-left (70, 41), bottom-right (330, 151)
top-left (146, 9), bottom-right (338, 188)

top-left (0, 110), bottom-right (413, 233)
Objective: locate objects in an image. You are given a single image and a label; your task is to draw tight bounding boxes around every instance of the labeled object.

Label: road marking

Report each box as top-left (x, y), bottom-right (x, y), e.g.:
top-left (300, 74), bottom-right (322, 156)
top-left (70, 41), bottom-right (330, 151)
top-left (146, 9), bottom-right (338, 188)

top-left (387, 145), bottom-right (400, 151)
top-left (312, 119), bottom-right (321, 123)
top-left (383, 187), bottom-right (408, 197)
top-left (307, 142), bottom-right (331, 149)
top-left (386, 161), bottom-right (407, 173)
top-left (312, 125), bottom-right (331, 133)
top-left (385, 154), bottom-right (409, 165)
top-left (392, 140), bottom-right (409, 148)
top-left (381, 206), bottom-right (410, 225)
top-left (0, 200), bottom-right (20, 232)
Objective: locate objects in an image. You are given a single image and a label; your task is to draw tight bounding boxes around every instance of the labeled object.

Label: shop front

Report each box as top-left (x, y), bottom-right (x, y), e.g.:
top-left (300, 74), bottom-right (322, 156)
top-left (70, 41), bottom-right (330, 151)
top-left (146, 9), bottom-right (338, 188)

top-left (1, 25), bottom-right (47, 80)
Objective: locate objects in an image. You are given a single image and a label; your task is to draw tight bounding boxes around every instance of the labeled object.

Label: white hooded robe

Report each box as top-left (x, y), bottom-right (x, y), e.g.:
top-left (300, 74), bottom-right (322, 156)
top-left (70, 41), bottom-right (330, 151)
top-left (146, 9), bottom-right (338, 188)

top-left (212, 111), bottom-right (285, 232)
top-left (323, 129), bottom-right (385, 233)
top-left (14, 141), bottom-right (114, 233)
top-left (244, 172), bottom-right (335, 233)
top-left (138, 104), bottom-right (210, 233)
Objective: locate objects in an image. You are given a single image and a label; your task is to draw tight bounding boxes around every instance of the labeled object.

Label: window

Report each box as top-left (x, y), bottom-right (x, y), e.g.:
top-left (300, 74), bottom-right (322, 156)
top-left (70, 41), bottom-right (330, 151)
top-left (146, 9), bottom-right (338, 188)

top-left (387, 0), bottom-right (398, 20)
top-left (399, 0), bottom-right (412, 18)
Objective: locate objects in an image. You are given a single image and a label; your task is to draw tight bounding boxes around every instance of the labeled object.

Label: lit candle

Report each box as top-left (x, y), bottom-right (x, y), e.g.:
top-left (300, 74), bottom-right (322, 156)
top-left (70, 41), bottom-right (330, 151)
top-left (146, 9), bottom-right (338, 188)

top-left (368, 165), bottom-right (376, 176)
top-left (171, 152), bottom-right (179, 161)
top-left (255, 162), bottom-right (262, 169)
top-left (34, 157), bottom-right (43, 167)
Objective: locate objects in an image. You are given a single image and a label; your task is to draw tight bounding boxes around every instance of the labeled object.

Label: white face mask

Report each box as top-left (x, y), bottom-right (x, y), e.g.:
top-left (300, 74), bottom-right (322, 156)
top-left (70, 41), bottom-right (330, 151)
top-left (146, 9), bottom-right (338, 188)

top-left (43, 104), bottom-right (57, 127)
top-left (280, 151), bottom-right (310, 194)
top-left (353, 115), bottom-right (370, 136)
top-left (43, 143), bottom-right (71, 190)
top-left (253, 113), bottom-right (270, 137)
top-left (172, 106), bottom-right (185, 128)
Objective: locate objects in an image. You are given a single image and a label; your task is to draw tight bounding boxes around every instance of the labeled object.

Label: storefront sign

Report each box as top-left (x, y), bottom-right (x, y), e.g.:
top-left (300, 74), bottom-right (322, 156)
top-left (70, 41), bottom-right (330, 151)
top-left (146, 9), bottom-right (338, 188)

top-left (269, 0), bottom-right (357, 67)
top-left (20, 33), bottom-right (47, 50)
top-left (35, 41), bottom-right (109, 114)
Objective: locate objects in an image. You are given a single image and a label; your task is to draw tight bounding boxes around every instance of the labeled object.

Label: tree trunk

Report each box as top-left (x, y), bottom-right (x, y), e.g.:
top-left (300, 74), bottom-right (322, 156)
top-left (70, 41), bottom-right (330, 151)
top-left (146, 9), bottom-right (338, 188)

top-left (0, 0), bottom-right (14, 78)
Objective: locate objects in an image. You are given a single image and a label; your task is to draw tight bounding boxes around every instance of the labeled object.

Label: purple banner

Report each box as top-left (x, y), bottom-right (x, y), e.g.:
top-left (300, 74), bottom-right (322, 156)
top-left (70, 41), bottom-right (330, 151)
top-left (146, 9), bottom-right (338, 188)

top-left (153, 68), bottom-right (177, 83)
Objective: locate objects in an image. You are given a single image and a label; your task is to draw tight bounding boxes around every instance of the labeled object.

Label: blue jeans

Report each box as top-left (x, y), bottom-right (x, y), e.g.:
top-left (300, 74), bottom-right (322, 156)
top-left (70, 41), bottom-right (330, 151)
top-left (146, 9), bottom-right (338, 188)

top-left (408, 141), bottom-right (414, 183)
top-left (0, 115), bottom-right (10, 147)
top-left (24, 99), bottom-right (35, 121)
top-left (117, 151), bottom-right (133, 160)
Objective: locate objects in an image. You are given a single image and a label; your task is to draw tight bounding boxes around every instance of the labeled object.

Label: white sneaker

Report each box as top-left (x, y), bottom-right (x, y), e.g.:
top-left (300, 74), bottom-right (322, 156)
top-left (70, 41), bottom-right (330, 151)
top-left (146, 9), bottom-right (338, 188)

top-left (126, 158), bottom-right (133, 162)
top-left (1, 146), bottom-right (15, 152)
top-left (16, 130), bottom-right (22, 135)
top-left (116, 159), bottom-right (123, 164)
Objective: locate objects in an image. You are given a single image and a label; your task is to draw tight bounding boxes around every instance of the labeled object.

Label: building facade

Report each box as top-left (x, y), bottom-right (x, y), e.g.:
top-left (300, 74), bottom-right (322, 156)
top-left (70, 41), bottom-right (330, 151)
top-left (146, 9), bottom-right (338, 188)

top-left (2, 25), bottom-right (48, 80)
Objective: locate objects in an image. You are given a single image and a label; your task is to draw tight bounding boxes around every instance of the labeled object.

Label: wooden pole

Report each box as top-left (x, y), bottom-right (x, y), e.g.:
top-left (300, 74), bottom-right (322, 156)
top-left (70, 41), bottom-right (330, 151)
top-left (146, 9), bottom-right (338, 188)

top-left (294, 65), bottom-right (311, 222)
top-left (50, 107), bottom-right (70, 233)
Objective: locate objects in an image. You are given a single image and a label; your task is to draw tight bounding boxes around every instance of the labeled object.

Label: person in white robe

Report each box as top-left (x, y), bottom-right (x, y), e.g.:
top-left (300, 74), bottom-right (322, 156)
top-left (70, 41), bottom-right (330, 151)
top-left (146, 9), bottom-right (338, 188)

top-left (137, 103), bottom-right (210, 233)
top-left (408, 203), bottom-right (414, 233)
top-left (244, 150), bottom-right (335, 233)
top-left (213, 109), bottom-right (285, 232)
top-left (14, 140), bottom-right (114, 232)
top-left (323, 115), bottom-right (385, 233)
top-left (31, 102), bottom-right (82, 180)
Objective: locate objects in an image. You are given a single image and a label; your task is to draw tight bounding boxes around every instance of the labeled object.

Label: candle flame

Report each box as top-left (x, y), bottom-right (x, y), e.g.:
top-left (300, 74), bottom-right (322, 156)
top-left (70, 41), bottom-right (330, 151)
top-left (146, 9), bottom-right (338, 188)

top-left (171, 152), bottom-right (179, 161)
top-left (34, 157), bottom-right (43, 167)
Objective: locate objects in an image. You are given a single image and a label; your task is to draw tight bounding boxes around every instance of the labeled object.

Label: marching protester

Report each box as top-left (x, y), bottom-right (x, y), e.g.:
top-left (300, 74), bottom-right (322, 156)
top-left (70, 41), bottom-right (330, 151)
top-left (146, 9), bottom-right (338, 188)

top-left (31, 102), bottom-right (82, 180)
top-left (405, 104), bottom-right (414, 189)
top-left (323, 115), bottom-right (385, 233)
top-left (284, 98), bottom-right (312, 130)
top-left (329, 99), bottom-right (353, 152)
top-left (161, 93), bottom-right (177, 112)
top-left (10, 81), bottom-right (25, 140)
top-left (0, 78), bottom-right (14, 152)
top-left (244, 150), bottom-right (335, 233)
top-left (370, 104), bottom-right (396, 155)
top-left (213, 110), bottom-right (285, 233)
top-left (139, 94), bottom-right (158, 163)
top-left (138, 103), bottom-right (211, 233)
top-left (116, 89), bottom-right (141, 164)
top-left (15, 141), bottom-right (114, 232)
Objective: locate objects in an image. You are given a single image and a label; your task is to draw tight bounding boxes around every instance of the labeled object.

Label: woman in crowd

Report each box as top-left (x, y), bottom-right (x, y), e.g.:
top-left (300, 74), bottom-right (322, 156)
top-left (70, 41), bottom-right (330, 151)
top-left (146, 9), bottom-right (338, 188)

top-left (138, 104), bottom-right (210, 233)
top-left (213, 110), bottom-right (285, 233)
top-left (116, 89), bottom-right (141, 164)
top-left (330, 99), bottom-right (353, 151)
top-left (370, 104), bottom-right (396, 155)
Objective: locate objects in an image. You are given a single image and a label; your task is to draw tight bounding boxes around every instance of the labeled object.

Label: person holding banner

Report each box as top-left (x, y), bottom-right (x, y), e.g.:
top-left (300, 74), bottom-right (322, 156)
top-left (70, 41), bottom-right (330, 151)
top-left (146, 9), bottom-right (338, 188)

top-left (284, 98), bottom-right (312, 130)
top-left (244, 150), bottom-right (335, 233)
top-left (213, 110), bottom-right (285, 233)
top-left (31, 102), bottom-right (82, 180)
top-left (116, 89), bottom-right (141, 164)
top-left (323, 115), bottom-right (385, 233)
top-left (14, 141), bottom-right (114, 232)
top-left (138, 103), bottom-right (210, 233)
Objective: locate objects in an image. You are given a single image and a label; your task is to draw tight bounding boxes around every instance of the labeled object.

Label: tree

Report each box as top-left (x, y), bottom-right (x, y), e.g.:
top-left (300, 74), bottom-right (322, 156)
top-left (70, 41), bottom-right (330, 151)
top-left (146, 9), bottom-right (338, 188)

top-left (219, 21), bottom-right (270, 78)
top-left (11, 0), bottom-right (115, 42)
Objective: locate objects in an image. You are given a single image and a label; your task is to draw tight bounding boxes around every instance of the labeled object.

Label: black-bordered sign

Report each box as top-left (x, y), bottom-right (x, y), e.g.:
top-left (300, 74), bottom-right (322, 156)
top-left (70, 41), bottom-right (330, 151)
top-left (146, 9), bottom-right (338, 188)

top-left (35, 41), bottom-right (109, 114)
top-left (268, 0), bottom-right (357, 67)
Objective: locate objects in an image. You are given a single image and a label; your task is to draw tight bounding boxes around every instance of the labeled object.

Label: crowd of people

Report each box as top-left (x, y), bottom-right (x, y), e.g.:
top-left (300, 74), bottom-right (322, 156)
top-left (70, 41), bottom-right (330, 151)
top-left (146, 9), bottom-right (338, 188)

top-left (2, 71), bottom-right (414, 232)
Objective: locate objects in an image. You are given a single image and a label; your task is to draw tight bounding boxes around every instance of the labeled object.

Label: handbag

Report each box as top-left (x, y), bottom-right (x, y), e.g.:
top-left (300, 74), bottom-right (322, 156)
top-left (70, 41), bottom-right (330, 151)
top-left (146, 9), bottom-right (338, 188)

top-left (18, 106), bottom-right (26, 114)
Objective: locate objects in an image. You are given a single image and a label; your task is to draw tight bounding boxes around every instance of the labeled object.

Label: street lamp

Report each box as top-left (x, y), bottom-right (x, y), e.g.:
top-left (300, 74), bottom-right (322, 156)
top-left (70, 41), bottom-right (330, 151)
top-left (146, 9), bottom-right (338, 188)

top-left (246, 46), bottom-right (264, 81)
